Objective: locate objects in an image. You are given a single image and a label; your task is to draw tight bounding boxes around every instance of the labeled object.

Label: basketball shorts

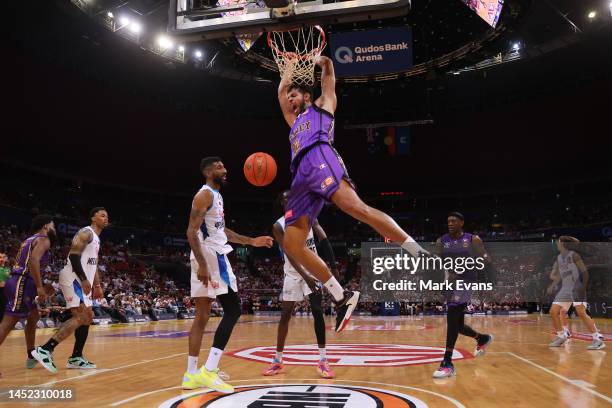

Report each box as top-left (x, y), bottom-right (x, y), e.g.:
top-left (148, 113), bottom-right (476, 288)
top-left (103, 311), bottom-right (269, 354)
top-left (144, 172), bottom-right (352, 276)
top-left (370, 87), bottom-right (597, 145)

top-left (553, 301), bottom-right (588, 309)
top-left (4, 275), bottom-right (37, 317)
top-left (191, 246), bottom-right (238, 299)
top-left (59, 265), bottom-right (93, 308)
top-left (286, 143), bottom-right (354, 228)
top-left (280, 274), bottom-right (321, 302)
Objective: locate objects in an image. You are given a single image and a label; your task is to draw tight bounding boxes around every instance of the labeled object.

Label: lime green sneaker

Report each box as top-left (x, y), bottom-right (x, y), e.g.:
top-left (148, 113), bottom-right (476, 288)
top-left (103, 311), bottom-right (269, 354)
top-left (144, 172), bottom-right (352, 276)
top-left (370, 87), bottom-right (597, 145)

top-left (31, 347), bottom-right (58, 374)
top-left (195, 367), bottom-right (234, 393)
top-left (26, 358), bottom-right (38, 369)
top-left (212, 368), bottom-right (230, 381)
top-left (182, 367), bottom-right (231, 390)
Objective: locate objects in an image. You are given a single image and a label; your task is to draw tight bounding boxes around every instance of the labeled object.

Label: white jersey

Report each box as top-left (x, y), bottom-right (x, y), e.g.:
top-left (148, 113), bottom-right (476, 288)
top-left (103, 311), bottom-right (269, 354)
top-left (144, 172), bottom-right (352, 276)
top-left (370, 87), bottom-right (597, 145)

top-left (60, 226), bottom-right (100, 283)
top-left (276, 216), bottom-right (317, 280)
top-left (191, 185), bottom-right (233, 257)
top-left (556, 250), bottom-right (580, 299)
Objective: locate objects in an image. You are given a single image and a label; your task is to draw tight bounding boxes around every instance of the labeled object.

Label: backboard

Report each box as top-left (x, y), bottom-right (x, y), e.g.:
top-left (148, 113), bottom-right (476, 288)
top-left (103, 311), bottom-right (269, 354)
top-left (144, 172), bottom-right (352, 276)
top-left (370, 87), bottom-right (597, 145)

top-left (169, 0), bottom-right (411, 40)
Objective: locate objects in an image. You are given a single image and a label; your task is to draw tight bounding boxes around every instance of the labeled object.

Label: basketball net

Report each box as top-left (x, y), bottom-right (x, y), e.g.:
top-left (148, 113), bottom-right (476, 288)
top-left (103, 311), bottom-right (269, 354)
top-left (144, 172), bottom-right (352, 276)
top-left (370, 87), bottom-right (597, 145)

top-left (268, 25), bottom-right (326, 86)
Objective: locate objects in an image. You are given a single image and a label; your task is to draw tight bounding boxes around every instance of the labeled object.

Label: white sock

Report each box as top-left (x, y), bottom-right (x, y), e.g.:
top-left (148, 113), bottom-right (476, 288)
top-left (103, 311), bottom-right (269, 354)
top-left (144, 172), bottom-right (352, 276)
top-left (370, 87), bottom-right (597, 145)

top-left (187, 356), bottom-right (198, 375)
top-left (275, 351), bottom-right (283, 362)
top-left (563, 326), bottom-right (569, 334)
top-left (556, 331), bottom-right (566, 338)
top-left (401, 236), bottom-right (424, 257)
top-left (204, 347), bottom-right (223, 372)
top-left (319, 347), bottom-right (326, 360)
top-left (592, 332), bottom-right (600, 340)
top-left (324, 277), bottom-right (344, 302)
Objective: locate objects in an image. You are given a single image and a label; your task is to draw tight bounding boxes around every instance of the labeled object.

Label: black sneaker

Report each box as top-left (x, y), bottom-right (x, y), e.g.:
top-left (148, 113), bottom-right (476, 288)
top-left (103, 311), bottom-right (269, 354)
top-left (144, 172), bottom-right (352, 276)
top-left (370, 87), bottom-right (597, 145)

top-left (334, 291), bottom-right (360, 333)
top-left (475, 334), bottom-right (494, 357)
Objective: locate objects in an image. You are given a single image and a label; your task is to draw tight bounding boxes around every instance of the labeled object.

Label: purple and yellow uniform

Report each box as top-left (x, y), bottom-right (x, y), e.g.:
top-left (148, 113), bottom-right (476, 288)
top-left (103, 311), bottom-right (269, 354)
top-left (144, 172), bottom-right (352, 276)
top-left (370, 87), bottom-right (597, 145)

top-left (440, 232), bottom-right (477, 306)
top-left (3, 234), bottom-right (50, 317)
top-left (285, 104), bottom-right (353, 227)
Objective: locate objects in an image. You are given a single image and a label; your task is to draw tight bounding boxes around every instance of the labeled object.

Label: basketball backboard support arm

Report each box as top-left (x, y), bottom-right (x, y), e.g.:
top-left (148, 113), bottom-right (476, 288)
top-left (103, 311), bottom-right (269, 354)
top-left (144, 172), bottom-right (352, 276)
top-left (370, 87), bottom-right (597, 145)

top-left (168, 0), bottom-right (411, 40)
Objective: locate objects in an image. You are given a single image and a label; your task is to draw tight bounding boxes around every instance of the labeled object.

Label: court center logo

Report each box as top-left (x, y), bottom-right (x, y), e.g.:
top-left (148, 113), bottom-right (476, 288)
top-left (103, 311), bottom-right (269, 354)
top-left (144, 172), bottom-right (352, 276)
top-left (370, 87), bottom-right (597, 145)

top-left (335, 46), bottom-right (354, 63)
top-left (230, 343), bottom-right (472, 366)
top-left (159, 384), bottom-right (428, 408)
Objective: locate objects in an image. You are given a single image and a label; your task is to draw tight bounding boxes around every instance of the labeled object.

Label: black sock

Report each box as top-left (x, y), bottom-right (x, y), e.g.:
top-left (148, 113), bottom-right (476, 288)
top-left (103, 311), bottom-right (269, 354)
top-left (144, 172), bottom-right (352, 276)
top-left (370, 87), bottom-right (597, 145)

top-left (42, 338), bottom-right (59, 353)
top-left (28, 348), bottom-right (34, 359)
top-left (443, 347), bottom-right (454, 364)
top-left (72, 325), bottom-right (90, 358)
top-left (444, 304), bottom-right (464, 364)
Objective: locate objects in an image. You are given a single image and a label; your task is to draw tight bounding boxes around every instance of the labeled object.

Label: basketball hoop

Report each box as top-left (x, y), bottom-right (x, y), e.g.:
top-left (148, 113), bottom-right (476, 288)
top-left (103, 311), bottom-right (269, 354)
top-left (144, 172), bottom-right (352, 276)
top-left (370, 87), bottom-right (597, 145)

top-left (268, 25), bottom-right (326, 86)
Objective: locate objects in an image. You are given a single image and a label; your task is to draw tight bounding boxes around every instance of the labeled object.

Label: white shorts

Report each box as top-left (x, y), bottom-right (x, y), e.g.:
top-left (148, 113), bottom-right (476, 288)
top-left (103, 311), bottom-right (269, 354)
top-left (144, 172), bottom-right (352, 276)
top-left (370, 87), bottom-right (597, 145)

top-left (280, 274), bottom-right (320, 302)
top-left (59, 281), bottom-right (93, 308)
top-left (190, 246), bottom-right (237, 299)
top-left (553, 301), bottom-right (588, 310)
top-left (59, 265), bottom-right (93, 308)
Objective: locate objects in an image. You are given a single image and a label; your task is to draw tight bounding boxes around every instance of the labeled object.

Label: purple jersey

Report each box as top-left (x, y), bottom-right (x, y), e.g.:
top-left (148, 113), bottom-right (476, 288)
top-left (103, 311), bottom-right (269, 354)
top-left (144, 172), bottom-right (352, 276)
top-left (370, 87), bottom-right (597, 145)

top-left (11, 233), bottom-right (50, 278)
top-left (441, 232), bottom-right (477, 305)
top-left (440, 232), bottom-right (474, 258)
top-left (289, 104), bottom-right (335, 172)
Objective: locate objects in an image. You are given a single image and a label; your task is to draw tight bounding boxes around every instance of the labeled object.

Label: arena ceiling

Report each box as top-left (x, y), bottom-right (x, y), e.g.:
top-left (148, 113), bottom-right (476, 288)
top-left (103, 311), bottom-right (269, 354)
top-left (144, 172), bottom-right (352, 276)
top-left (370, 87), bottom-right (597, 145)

top-left (4, 1), bottom-right (612, 196)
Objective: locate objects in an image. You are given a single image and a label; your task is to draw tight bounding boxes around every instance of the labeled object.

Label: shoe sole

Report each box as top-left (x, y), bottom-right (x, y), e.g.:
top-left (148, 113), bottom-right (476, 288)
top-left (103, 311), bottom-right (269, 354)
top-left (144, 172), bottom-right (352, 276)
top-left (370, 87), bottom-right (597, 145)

top-left (433, 371), bottom-right (456, 378)
top-left (336, 291), bottom-right (360, 333)
top-left (587, 344), bottom-right (605, 350)
top-left (475, 334), bottom-right (494, 357)
top-left (262, 369), bottom-right (283, 376)
top-left (31, 350), bottom-right (58, 374)
top-left (207, 386), bottom-right (234, 394)
top-left (66, 364), bottom-right (97, 369)
top-left (182, 384), bottom-right (204, 390)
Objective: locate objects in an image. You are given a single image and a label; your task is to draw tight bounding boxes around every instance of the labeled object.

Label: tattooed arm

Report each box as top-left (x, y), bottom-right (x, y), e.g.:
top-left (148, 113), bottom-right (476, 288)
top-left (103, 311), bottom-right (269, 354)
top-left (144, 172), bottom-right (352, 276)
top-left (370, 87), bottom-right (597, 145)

top-left (186, 189), bottom-right (214, 286)
top-left (68, 228), bottom-right (94, 295)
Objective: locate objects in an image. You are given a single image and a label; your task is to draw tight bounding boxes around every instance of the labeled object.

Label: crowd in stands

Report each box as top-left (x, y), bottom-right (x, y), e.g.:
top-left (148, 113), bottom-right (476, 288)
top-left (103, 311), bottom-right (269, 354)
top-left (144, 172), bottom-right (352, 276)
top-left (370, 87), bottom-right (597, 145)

top-left (1, 168), bottom-right (611, 325)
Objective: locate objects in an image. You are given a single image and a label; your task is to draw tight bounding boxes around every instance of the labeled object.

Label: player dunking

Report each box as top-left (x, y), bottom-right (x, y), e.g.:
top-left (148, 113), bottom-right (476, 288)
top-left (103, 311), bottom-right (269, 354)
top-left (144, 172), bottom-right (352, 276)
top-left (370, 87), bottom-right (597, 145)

top-left (278, 55), bottom-right (429, 332)
top-left (262, 191), bottom-right (337, 378)
top-left (0, 215), bottom-right (56, 378)
top-left (547, 236), bottom-right (604, 350)
top-left (182, 157), bottom-right (273, 393)
top-left (32, 207), bottom-right (109, 373)
top-left (433, 212), bottom-right (493, 378)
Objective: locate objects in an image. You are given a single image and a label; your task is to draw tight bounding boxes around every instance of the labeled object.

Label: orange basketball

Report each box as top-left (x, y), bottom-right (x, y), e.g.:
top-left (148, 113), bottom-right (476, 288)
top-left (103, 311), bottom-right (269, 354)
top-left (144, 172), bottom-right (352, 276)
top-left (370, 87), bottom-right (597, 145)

top-left (244, 152), bottom-right (277, 187)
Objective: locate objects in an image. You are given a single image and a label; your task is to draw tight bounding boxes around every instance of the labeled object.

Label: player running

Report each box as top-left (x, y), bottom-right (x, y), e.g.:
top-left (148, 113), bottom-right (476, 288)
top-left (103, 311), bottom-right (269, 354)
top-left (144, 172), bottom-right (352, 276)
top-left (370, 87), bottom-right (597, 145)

top-left (432, 212), bottom-right (493, 378)
top-left (547, 236), bottom-right (604, 350)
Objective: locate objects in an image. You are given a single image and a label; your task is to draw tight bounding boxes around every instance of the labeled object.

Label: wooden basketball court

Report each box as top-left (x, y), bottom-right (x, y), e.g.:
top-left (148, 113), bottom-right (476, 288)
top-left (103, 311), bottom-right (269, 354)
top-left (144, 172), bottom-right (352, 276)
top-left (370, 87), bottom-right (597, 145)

top-left (1, 314), bottom-right (610, 407)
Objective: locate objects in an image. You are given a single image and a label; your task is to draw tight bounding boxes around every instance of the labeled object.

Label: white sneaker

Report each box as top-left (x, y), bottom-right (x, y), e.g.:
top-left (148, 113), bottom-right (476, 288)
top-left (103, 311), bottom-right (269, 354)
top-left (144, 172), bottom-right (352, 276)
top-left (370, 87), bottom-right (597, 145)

top-left (587, 338), bottom-right (605, 350)
top-left (549, 336), bottom-right (567, 347)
